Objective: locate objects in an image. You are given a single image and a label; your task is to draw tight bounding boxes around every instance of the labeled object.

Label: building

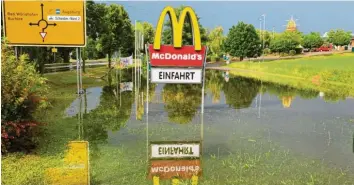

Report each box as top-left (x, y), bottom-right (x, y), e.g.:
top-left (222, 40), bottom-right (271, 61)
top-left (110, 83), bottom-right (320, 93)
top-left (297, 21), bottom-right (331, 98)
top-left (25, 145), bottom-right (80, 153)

top-left (286, 16), bottom-right (297, 32)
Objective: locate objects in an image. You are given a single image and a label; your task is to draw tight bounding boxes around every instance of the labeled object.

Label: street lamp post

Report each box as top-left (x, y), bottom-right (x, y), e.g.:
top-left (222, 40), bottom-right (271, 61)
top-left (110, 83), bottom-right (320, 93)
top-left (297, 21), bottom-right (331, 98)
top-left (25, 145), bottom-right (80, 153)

top-left (259, 17), bottom-right (262, 63)
top-left (262, 14), bottom-right (266, 62)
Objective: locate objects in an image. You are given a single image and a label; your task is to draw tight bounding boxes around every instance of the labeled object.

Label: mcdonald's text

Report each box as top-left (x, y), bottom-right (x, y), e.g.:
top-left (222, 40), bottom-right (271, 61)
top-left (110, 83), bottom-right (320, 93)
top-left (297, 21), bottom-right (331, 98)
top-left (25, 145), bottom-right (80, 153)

top-left (149, 45), bottom-right (206, 67)
top-left (148, 160), bottom-right (201, 179)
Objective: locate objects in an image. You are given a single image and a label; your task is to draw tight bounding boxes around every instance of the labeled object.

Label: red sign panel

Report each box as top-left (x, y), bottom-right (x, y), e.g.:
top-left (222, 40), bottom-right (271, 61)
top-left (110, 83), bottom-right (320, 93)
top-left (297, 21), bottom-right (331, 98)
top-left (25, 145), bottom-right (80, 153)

top-left (148, 159), bottom-right (201, 179)
top-left (149, 45), bottom-right (206, 67)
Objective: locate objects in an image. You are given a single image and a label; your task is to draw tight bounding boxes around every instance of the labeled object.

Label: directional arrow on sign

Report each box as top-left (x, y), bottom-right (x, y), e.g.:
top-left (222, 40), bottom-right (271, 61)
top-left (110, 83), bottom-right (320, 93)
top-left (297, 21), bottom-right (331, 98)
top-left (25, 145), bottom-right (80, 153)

top-left (40, 32), bottom-right (47, 42)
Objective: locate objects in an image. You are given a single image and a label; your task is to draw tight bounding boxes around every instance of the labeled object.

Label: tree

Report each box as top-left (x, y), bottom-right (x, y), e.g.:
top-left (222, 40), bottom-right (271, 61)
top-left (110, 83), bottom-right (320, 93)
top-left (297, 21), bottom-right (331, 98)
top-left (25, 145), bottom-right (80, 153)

top-left (162, 5), bottom-right (208, 46)
top-left (256, 30), bottom-right (272, 48)
top-left (142, 22), bottom-right (155, 47)
top-left (99, 4), bottom-right (134, 68)
top-left (86, 1), bottom-right (107, 40)
top-left (327, 29), bottom-right (352, 46)
top-left (270, 31), bottom-right (302, 54)
top-left (303, 32), bottom-right (324, 49)
top-left (223, 22), bottom-right (262, 61)
top-left (207, 26), bottom-right (225, 56)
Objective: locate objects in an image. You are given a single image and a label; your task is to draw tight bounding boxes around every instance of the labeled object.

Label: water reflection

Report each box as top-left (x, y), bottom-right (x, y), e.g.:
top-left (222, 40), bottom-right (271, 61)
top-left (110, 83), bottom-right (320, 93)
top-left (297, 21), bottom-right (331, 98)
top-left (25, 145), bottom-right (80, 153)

top-left (66, 70), bottom-right (351, 129)
top-left (59, 69), bottom-right (354, 184)
top-left (46, 141), bottom-right (89, 185)
top-left (162, 84), bottom-right (202, 124)
top-left (223, 76), bottom-right (260, 109)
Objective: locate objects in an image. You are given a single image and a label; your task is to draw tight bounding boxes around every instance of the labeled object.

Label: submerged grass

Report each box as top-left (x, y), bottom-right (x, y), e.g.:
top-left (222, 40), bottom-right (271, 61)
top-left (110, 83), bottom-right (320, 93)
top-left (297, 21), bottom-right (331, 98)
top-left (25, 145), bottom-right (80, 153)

top-left (2, 66), bottom-right (354, 184)
top-left (89, 125), bottom-right (354, 185)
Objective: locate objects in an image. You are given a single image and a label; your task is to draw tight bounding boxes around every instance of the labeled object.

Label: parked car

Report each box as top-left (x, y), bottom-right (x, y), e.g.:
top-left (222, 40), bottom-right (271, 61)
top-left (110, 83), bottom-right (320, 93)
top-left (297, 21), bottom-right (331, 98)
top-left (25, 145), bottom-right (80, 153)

top-left (315, 45), bottom-right (332, 52)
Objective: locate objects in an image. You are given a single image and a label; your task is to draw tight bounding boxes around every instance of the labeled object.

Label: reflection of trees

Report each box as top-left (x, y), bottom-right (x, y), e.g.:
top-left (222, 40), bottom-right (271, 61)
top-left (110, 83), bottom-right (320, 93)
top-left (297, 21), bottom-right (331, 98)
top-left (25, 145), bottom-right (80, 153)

top-left (223, 77), bottom-right (260, 109)
top-left (136, 75), bottom-right (156, 120)
top-left (264, 82), bottom-right (320, 107)
top-left (323, 91), bottom-right (347, 102)
top-left (83, 79), bottom-right (134, 145)
top-left (162, 84), bottom-right (202, 124)
top-left (206, 70), bottom-right (224, 103)
top-left (265, 82), bottom-right (318, 99)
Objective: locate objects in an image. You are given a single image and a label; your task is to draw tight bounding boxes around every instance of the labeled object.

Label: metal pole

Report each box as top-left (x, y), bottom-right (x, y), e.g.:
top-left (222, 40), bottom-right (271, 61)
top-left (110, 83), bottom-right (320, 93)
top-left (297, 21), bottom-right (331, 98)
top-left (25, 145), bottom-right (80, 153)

top-left (14, 47), bottom-right (18, 59)
top-left (78, 48), bottom-right (83, 94)
top-left (259, 18), bottom-right (262, 63)
top-left (135, 20), bottom-right (137, 120)
top-left (145, 44), bottom-right (149, 163)
top-left (262, 14), bottom-right (266, 62)
top-left (201, 47), bottom-right (208, 143)
top-left (258, 81), bottom-right (263, 119)
top-left (78, 95), bottom-right (82, 140)
top-left (76, 48), bottom-right (80, 95)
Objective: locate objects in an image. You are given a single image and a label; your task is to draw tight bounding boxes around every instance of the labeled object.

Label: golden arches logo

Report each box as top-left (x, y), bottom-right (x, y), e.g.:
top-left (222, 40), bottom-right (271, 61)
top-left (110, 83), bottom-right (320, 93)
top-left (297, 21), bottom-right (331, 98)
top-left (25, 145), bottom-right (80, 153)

top-left (153, 6), bottom-right (202, 51)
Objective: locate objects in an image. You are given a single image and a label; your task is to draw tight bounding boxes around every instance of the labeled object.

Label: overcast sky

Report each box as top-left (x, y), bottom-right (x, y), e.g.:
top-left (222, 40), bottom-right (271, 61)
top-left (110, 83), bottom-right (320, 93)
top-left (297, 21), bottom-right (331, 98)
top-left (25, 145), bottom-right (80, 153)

top-left (110, 1), bottom-right (354, 35)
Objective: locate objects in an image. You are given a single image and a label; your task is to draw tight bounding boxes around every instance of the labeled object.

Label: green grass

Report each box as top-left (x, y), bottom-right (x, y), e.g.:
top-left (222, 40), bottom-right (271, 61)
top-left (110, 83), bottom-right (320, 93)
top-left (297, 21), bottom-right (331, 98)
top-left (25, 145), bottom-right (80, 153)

top-left (226, 53), bottom-right (354, 97)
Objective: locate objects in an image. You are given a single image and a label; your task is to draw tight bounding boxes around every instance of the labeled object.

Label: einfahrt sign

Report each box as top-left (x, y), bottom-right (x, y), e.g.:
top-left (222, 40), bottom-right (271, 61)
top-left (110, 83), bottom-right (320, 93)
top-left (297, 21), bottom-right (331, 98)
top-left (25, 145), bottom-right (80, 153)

top-left (150, 142), bottom-right (201, 159)
top-left (150, 68), bottom-right (202, 84)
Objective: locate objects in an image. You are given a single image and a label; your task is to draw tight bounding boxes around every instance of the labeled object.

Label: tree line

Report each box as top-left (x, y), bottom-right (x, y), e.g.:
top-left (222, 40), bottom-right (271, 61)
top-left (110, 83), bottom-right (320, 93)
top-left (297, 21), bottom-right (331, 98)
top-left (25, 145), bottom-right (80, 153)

top-left (4, 3), bottom-right (352, 70)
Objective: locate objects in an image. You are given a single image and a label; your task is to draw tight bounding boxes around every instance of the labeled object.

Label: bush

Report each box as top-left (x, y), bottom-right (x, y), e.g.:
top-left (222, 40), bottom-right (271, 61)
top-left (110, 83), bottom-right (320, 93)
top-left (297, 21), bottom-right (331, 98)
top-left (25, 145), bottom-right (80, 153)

top-left (289, 50), bottom-right (296, 56)
top-left (1, 44), bottom-right (48, 154)
top-left (1, 121), bottom-right (41, 153)
top-left (263, 48), bottom-right (271, 55)
top-left (295, 48), bottom-right (303, 54)
top-left (210, 56), bottom-right (220, 62)
top-left (279, 53), bottom-right (289, 57)
top-left (215, 56), bottom-right (220, 62)
top-left (206, 56), bottom-right (211, 62)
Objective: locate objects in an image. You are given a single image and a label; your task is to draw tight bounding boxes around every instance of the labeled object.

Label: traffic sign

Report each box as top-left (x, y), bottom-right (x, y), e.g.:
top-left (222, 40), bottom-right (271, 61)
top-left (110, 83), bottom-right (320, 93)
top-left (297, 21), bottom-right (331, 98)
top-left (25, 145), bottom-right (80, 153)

top-left (150, 68), bottom-right (203, 84)
top-left (2, 0), bottom-right (86, 47)
top-left (52, 48), bottom-right (57, 53)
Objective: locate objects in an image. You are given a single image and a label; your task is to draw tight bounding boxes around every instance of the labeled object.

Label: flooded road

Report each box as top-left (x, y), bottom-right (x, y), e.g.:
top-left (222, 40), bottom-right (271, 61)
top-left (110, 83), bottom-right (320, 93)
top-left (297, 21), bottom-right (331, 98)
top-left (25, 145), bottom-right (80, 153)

top-left (61, 69), bottom-right (354, 184)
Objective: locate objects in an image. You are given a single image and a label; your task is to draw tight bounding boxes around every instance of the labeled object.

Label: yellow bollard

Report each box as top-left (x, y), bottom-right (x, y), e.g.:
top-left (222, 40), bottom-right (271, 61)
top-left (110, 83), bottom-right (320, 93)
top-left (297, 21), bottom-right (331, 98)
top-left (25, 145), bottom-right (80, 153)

top-left (153, 176), bottom-right (160, 185)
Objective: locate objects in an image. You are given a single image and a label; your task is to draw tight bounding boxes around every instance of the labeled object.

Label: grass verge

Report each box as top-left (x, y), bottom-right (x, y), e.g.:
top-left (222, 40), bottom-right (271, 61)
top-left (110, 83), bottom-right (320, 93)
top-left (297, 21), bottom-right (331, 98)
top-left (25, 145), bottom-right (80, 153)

top-left (226, 53), bottom-right (354, 97)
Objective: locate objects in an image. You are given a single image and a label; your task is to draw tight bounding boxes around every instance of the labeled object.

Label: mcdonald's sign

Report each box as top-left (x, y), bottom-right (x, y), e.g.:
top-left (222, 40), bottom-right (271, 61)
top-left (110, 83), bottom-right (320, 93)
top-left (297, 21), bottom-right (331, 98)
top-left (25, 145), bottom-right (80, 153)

top-left (149, 6), bottom-right (207, 67)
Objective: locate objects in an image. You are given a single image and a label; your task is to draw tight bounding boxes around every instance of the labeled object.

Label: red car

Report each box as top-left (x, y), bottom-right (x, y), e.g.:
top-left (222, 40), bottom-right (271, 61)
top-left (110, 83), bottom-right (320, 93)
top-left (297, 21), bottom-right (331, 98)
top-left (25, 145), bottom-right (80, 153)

top-left (315, 45), bottom-right (332, 52)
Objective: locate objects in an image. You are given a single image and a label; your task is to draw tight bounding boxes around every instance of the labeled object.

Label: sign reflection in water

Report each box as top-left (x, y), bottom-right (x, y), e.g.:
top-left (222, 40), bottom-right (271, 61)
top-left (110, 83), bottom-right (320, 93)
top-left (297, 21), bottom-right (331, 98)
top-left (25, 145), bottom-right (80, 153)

top-left (46, 141), bottom-right (89, 185)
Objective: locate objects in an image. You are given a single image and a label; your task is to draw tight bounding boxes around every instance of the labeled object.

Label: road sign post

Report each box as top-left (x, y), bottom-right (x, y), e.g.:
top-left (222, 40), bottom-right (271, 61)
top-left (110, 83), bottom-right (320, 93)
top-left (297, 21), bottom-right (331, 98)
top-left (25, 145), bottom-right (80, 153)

top-left (147, 6), bottom-right (207, 184)
top-left (2, 0), bottom-right (86, 47)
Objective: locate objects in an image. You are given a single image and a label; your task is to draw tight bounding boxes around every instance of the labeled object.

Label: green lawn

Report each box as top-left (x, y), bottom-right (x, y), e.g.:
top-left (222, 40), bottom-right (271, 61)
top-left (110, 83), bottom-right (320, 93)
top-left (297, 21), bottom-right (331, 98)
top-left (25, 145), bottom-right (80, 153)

top-left (227, 53), bottom-right (354, 97)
